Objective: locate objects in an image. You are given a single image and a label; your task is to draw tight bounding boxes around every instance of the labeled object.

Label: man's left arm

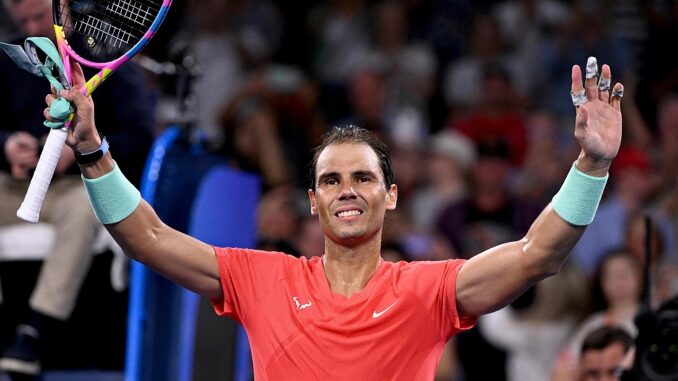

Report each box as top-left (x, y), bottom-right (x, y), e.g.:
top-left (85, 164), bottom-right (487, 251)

top-left (456, 59), bottom-right (623, 317)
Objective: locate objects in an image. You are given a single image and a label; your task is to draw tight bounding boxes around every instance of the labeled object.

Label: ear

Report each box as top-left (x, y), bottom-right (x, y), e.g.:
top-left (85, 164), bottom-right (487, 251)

top-left (308, 189), bottom-right (318, 215)
top-left (385, 184), bottom-right (398, 210)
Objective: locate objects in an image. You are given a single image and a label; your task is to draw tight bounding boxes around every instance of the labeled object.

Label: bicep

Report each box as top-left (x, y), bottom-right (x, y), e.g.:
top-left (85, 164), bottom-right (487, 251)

top-left (455, 205), bottom-right (584, 316)
top-left (107, 200), bottom-right (223, 299)
top-left (455, 241), bottom-right (535, 316)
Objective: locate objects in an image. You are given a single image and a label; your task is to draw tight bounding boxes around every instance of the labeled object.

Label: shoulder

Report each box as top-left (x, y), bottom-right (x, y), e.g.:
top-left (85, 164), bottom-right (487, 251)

top-left (383, 259), bottom-right (467, 284)
top-left (214, 246), bottom-right (303, 263)
top-left (213, 247), bottom-right (314, 273)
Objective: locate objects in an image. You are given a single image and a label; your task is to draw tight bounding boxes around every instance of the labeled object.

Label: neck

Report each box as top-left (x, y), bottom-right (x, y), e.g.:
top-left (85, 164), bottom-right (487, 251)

top-left (323, 238), bottom-right (383, 298)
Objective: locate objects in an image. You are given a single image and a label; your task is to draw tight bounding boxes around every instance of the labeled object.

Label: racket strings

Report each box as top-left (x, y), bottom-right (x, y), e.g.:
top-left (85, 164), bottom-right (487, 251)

top-left (57, 0), bottom-right (161, 62)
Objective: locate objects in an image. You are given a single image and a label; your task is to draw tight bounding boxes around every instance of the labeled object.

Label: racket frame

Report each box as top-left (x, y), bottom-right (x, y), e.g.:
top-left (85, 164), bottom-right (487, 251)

top-left (16, 0), bottom-right (172, 223)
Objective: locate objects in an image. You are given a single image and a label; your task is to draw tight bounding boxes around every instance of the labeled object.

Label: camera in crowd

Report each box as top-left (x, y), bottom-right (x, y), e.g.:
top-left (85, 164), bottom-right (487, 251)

top-left (622, 296), bottom-right (678, 381)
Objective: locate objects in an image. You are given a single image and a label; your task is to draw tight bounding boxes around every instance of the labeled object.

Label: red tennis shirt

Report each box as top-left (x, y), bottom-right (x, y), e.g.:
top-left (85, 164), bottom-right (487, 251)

top-left (211, 247), bottom-right (476, 380)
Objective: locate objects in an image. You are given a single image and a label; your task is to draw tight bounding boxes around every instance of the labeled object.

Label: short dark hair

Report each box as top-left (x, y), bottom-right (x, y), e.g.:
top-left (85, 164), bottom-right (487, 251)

top-left (308, 125), bottom-right (394, 190)
top-left (581, 326), bottom-right (634, 356)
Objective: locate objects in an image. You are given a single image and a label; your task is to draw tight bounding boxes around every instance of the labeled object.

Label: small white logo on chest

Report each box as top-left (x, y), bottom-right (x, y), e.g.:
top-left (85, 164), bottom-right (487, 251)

top-left (293, 297), bottom-right (312, 311)
top-left (372, 301), bottom-right (398, 318)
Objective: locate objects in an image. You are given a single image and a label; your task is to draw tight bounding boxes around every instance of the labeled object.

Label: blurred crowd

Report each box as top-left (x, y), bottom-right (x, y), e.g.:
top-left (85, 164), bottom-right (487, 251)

top-left (2, 0), bottom-right (678, 380)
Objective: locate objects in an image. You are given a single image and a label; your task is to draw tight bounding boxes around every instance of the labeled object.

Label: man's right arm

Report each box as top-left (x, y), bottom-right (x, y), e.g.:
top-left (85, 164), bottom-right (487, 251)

top-left (49, 61), bottom-right (223, 301)
top-left (80, 144), bottom-right (223, 300)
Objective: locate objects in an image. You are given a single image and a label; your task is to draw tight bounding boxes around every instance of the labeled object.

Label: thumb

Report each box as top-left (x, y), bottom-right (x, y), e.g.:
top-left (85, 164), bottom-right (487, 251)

top-left (58, 86), bottom-right (87, 111)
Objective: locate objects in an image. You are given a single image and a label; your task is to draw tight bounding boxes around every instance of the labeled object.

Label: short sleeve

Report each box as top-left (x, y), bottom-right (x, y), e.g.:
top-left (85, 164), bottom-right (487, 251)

top-left (402, 259), bottom-right (477, 339)
top-left (439, 260), bottom-right (477, 336)
top-left (210, 247), bottom-right (298, 322)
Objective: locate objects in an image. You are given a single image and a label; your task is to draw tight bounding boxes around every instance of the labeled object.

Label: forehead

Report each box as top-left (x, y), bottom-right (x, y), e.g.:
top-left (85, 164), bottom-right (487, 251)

top-left (581, 343), bottom-right (625, 368)
top-left (315, 143), bottom-right (381, 176)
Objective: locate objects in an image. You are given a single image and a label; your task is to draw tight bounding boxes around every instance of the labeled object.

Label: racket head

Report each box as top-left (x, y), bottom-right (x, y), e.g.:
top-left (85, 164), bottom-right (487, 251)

top-left (52, 0), bottom-right (171, 66)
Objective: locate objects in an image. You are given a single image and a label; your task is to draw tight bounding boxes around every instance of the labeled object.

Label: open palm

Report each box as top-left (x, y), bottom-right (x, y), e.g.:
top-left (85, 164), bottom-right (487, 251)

top-left (571, 60), bottom-right (623, 164)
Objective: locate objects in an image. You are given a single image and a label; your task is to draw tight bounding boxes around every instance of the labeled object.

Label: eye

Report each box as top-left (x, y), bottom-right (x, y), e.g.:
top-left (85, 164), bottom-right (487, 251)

top-left (323, 178), bottom-right (338, 186)
top-left (357, 175), bottom-right (372, 183)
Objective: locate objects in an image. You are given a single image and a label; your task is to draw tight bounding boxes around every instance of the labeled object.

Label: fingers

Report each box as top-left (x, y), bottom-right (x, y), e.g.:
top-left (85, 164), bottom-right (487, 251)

top-left (598, 64), bottom-right (611, 102)
top-left (572, 58), bottom-right (620, 110)
top-left (45, 93), bottom-right (57, 107)
top-left (58, 83), bottom-right (91, 113)
top-left (610, 83), bottom-right (624, 111)
top-left (570, 65), bottom-right (587, 108)
top-left (584, 57), bottom-right (599, 100)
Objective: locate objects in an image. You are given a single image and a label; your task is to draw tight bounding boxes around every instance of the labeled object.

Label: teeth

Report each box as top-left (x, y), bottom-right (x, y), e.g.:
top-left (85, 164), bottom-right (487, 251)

top-left (338, 210), bottom-right (361, 217)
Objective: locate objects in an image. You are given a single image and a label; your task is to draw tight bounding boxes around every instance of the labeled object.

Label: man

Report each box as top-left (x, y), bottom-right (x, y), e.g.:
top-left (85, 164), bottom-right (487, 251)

top-left (0, 0), bottom-right (153, 377)
top-left (48, 56), bottom-right (622, 379)
top-left (579, 326), bottom-right (635, 381)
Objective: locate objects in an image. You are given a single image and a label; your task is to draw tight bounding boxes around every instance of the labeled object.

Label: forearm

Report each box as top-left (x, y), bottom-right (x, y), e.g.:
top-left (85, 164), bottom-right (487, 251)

top-left (79, 153), bottom-right (221, 298)
top-left (80, 152), bottom-right (164, 262)
top-left (457, 158), bottom-right (608, 316)
top-left (521, 154), bottom-right (610, 275)
top-left (520, 205), bottom-right (584, 277)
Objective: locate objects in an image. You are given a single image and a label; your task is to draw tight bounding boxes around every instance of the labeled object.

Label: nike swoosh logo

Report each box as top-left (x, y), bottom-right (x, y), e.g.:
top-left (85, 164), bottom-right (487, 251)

top-left (372, 301), bottom-right (397, 318)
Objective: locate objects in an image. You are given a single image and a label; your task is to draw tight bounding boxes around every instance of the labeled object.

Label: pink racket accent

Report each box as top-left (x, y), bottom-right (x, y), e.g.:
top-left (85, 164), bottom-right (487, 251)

top-left (17, 0), bottom-right (172, 222)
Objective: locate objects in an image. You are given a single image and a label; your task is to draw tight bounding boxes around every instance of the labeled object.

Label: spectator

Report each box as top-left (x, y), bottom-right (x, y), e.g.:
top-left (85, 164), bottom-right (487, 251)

top-left (0, 0), bottom-right (154, 378)
top-left (172, 0), bottom-right (282, 146)
top-left (535, 3), bottom-right (633, 121)
top-left (492, 0), bottom-right (571, 101)
top-left (448, 65), bottom-right (529, 165)
top-left (554, 249), bottom-right (641, 376)
top-left (309, 0), bottom-right (371, 86)
top-left (364, 0), bottom-right (438, 145)
top-left (481, 263), bottom-right (589, 381)
top-left (624, 212), bottom-right (678, 306)
top-left (577, 326), bottom-right (634, 381)
top-left (442, 13), bottom-right (527, 113)
top-left (657, 94), bottom-right (678, 189)
top-left (436, 139), bottom-right (541, 258)
top-left (410, 130), bottom-right (475, 232)
top-left (514, 111), bottom-right (571, 205)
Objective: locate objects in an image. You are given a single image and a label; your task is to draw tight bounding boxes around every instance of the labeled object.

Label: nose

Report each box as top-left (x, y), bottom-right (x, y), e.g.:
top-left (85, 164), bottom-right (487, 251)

top-left (338, 182), bottom-right (357, 200)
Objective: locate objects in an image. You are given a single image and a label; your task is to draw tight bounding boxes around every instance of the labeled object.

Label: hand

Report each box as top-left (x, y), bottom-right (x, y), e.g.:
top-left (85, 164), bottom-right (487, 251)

top-left (570, 58), bottom-right (623, 176)
top-left (4, 131), bottom-right (38, 179)
top-left (44, 58), bottom-right (102, 155)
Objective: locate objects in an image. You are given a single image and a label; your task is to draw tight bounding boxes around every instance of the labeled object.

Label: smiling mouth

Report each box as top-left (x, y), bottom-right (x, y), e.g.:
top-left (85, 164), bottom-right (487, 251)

top-left (336, 210), bottom-right (362, 218)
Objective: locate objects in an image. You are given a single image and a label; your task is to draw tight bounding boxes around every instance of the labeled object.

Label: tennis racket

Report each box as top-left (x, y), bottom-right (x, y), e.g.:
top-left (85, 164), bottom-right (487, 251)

top-left (17, 0), bottom-right (172, 223)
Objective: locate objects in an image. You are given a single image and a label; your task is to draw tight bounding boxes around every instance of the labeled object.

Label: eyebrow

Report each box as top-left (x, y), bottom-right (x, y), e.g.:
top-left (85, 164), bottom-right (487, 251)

top-left (353, 170), bottom-right (378, 179)
top-left (317, 170), bottom-right (379, 183)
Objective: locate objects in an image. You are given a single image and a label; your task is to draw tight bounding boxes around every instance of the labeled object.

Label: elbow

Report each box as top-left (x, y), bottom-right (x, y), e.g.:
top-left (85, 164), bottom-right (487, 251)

top-left (114, 222), bottom-right (169, 263)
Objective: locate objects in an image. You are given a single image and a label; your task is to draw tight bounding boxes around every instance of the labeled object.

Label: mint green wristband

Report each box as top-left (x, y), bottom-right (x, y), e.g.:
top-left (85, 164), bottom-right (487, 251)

top-left (552, 162), bottom-right (608, 226)
top-left (82, 163), bottom-right (141, 225)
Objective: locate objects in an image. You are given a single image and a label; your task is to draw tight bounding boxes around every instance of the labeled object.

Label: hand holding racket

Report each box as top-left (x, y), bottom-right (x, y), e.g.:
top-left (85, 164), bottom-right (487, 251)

top-left (17, 0), bottom-right (172, 223)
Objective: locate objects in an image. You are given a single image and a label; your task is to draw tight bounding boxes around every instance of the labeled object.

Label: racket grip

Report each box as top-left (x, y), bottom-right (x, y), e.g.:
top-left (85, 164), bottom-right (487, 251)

top-left (16, 128), bottom-right (68, 223)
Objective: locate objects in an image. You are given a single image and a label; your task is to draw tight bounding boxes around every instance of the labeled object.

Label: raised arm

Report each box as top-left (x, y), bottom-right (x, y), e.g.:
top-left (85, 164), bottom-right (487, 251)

top-left (47, 61), bottom-right (222, 300)
top-left (455, 58), bottom-right (623, 316)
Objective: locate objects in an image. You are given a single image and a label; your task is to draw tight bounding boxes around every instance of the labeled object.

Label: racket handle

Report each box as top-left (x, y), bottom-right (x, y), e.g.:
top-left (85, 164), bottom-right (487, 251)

top-left (16, 128), bottom-right (68, 223)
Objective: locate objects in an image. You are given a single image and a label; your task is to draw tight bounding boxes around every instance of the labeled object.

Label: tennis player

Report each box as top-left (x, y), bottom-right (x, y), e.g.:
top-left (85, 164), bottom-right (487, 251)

top-left (48, 57), bottom-right (623, 380)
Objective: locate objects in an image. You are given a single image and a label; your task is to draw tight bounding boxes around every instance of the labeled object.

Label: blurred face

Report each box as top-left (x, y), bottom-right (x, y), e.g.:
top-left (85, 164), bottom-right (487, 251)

top-left (601, 256), bottom-right (641, 306)
top-left (350, 70), bottom-right (385, 121)
top-left (309, 143), bottom-right (397, 247)
top-left (580, 343), bottom-right (626, 381)
top-left (295, 217), bottom-right (325, 259)
top-left (7, 0), bottom-right (53, 38)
